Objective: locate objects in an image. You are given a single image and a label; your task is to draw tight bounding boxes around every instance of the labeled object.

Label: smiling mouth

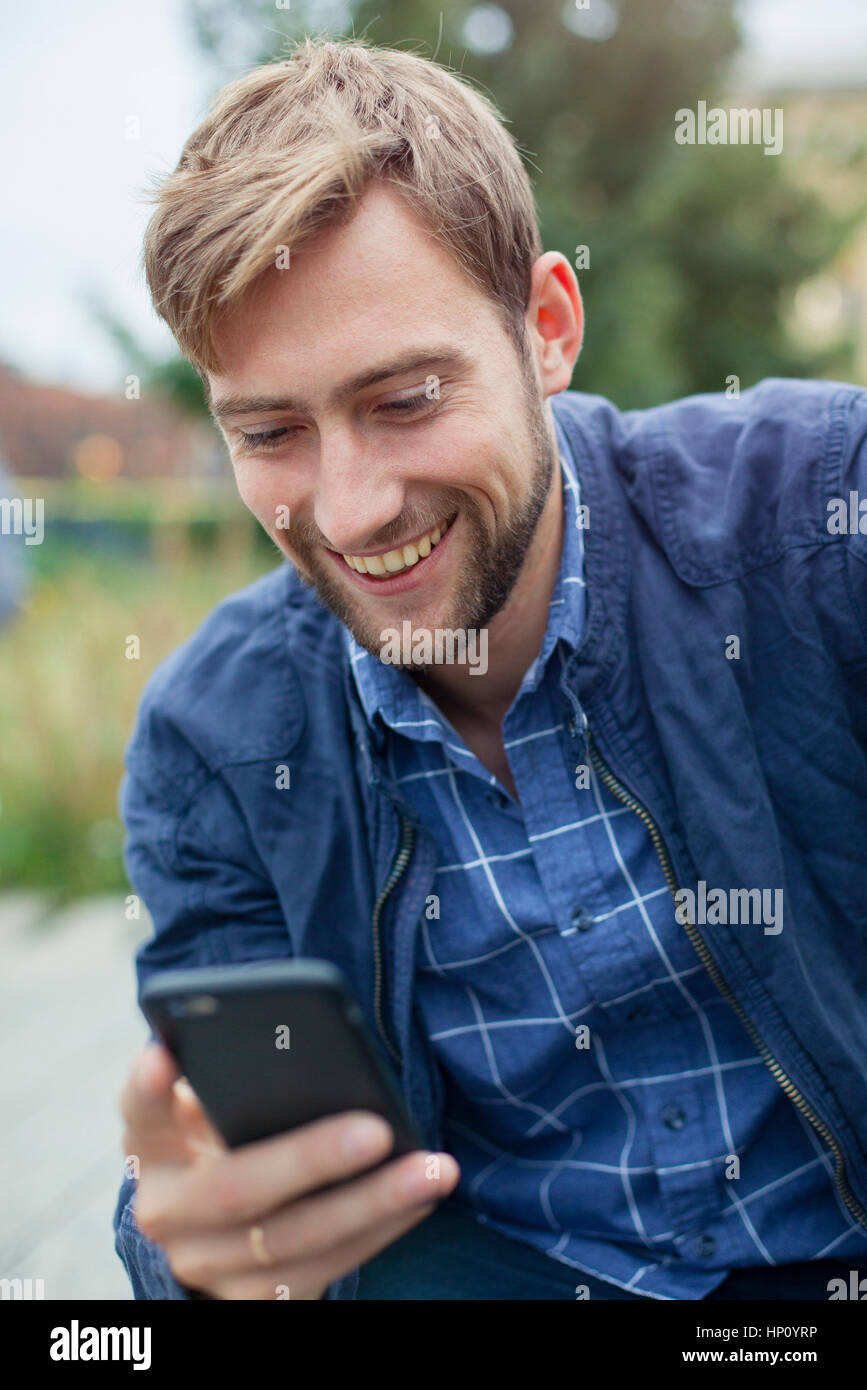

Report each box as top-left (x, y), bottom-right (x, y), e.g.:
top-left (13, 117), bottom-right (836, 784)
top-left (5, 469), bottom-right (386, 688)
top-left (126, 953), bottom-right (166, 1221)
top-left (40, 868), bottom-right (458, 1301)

top-left (340, 513), bottom-right (456, 578)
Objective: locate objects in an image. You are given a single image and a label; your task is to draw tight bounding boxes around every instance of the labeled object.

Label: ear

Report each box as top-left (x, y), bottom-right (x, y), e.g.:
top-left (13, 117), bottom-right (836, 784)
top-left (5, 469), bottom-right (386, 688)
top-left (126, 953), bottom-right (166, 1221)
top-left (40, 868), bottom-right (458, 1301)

top-left (525, 252), bottom-right (584, 398)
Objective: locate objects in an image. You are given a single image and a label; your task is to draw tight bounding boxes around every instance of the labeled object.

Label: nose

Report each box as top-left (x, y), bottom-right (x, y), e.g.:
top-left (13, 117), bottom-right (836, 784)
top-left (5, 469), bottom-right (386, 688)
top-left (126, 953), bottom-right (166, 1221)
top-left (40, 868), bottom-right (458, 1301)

top-left (313, 425), bottom-right (406, 555)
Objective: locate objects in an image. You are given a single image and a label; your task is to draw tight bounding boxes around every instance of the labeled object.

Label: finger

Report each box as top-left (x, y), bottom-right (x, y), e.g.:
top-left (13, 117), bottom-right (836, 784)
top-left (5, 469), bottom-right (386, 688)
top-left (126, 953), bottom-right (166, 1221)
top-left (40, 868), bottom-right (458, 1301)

top-left (166, 1149), bottom-right (460, 1284)
top-left (120, 1043), bottom-right (188, 1166)
top-left (120, 1042), bottom-right (178, 1128)
top-left (240, 1149), bottom-right (460, 1271)
top-left (212, 1201), bottom-right (443, 1301)
top-left (133, 1109), bottom-right (397, 1240)
top-left (172, 1079), bottom-right (225, 1157)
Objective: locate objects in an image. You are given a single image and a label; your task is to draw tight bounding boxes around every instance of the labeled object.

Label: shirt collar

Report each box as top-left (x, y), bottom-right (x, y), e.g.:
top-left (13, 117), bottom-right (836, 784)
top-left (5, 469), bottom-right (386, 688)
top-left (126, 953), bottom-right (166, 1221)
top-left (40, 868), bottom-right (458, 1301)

top-left (346, 406), bottom-right (587, 732)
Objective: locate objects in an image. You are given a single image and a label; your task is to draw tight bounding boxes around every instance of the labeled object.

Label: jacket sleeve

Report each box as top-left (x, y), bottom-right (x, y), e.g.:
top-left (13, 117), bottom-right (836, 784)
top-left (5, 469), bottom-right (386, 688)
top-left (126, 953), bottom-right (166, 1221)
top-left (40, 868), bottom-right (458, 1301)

top-left (838, 386), bottom-right (867, 649)
top-left (112, 708), bottom-right (351, 1300)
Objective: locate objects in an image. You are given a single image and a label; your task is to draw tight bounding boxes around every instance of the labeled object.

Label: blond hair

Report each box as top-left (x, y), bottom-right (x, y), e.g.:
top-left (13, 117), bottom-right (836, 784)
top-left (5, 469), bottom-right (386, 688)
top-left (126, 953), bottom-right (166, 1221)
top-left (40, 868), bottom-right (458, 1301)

top-left (142, 35), bottom-right (542, 377)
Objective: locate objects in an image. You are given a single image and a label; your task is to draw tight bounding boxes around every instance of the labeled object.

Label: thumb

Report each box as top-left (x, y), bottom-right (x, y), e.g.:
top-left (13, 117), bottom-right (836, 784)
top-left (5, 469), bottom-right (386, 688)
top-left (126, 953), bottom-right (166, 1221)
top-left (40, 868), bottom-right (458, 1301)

top-left (121, 1042), bottom-right (188, 1167)
top-left (172, 1077), bottom-right (225, 1157)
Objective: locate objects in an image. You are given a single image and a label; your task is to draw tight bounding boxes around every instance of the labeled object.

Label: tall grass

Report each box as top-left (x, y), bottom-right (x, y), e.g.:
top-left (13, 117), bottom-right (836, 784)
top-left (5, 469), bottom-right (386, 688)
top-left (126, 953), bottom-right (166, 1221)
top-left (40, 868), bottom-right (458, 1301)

top-left (0, 522), bottom-right (275, 900)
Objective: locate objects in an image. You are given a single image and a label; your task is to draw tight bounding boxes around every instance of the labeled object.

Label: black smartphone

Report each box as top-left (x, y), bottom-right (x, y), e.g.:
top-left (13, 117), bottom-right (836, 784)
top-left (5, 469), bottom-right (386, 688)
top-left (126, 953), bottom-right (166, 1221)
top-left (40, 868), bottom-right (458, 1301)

top-left (140, 958), bottom-right (424, 1158)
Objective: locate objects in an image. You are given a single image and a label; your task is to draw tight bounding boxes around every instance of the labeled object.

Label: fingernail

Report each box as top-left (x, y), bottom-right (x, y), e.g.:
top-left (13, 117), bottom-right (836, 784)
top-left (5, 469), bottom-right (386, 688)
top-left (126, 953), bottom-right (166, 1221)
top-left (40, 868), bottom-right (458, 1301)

top-left (404, 1152), bottom-right (459, 1197)
top-left (137, 1045), bottom-right (163, 1091)
top-left (133, 1051), bottom-right (151, 1086)
top-left (342, 1116), bottom-right (390, 1158)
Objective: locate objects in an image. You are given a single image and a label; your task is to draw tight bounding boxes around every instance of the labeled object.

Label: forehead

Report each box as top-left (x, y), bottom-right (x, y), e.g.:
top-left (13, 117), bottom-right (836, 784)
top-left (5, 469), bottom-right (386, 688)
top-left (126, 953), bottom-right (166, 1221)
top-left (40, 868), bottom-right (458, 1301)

top-left (208, 182), bottom-right (499, 393)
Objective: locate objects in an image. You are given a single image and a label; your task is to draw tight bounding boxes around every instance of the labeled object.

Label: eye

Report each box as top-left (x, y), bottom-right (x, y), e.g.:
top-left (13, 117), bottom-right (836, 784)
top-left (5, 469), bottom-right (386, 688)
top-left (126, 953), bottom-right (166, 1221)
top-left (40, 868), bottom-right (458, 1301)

top-left (380, 392), bottom-right (432, 416)
top-left (236, 425), bottom-right (298, 452)
top-left (235, 389), bottom-right (439, 453)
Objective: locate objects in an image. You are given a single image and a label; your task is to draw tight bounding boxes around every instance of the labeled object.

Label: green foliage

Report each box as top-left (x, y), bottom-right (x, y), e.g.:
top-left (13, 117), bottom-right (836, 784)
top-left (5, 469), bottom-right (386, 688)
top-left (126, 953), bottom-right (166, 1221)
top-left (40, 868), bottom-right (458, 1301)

top-left (85, 286), bottom-right (209, 417)
top-left (143, 356), bottom-right (208, 417)
top-left (0, 530), bottom-right (275, 900)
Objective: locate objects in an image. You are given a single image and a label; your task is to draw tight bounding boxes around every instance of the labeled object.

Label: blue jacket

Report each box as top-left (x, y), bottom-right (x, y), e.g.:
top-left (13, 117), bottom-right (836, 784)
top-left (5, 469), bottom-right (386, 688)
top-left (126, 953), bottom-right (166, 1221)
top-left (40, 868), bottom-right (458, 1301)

top-left (114, 378), bottom-right (867, 1301)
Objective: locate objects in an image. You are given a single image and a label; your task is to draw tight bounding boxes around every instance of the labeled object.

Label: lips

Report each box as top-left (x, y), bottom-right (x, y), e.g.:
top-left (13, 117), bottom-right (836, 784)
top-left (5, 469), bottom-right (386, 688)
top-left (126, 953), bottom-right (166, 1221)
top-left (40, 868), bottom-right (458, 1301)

top-left (335, 511), bottom-right (458, 595)
top-left (342, 514), bottom-right (454, 578)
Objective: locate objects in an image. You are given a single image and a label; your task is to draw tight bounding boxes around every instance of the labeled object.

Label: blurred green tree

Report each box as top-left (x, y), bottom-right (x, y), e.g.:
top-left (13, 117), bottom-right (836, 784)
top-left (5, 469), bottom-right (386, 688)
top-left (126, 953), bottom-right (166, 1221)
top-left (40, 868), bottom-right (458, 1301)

top-left (85, 291), bottom-right (208, 416)
top-left (115, 0), bottom-right (858, 411)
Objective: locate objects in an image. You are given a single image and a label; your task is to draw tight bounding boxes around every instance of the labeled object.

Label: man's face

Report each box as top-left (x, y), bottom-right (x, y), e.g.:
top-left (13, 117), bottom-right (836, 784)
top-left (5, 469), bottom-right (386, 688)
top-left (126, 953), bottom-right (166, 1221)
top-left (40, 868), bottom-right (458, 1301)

top-left (208, 183), bottom-right (561, 666)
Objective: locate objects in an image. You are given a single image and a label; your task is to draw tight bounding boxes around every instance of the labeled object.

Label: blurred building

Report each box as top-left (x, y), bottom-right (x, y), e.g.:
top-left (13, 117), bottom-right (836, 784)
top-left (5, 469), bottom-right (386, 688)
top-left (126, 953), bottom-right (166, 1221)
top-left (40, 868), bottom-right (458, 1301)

top-left (0, 361), bottom-right (224, 481)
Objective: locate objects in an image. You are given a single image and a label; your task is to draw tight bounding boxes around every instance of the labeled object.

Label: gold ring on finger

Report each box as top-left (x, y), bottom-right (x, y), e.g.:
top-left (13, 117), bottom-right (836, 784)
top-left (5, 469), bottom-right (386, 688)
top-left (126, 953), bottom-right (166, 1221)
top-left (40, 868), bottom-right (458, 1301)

top-left (248, 1224), bottom-right (272, 1266)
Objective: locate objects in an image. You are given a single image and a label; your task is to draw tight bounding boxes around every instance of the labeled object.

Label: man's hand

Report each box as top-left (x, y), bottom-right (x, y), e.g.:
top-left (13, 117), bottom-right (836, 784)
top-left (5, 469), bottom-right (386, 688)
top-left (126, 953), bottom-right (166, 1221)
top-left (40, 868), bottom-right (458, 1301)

top-left (119, 1041), bottom-right (460, 1300)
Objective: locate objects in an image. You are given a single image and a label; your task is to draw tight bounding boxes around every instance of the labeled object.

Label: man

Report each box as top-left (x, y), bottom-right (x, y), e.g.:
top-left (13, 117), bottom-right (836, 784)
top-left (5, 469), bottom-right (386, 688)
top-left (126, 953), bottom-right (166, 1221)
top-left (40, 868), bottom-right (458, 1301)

top-left (115, 36), bottom-right (867, 1301)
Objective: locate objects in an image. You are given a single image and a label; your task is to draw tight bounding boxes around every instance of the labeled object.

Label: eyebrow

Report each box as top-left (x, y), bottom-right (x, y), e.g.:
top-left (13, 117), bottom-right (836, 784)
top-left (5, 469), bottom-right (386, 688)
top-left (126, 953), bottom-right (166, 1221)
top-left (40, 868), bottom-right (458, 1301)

top-left (209, 346), bottom-right (473, 421)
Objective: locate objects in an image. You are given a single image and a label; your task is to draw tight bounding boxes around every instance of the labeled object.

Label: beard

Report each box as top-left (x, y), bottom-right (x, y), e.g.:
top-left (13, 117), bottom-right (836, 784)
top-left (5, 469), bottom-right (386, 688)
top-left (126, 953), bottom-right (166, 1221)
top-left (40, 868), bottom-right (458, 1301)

top-left (279, 360), bottom-right (558, 673)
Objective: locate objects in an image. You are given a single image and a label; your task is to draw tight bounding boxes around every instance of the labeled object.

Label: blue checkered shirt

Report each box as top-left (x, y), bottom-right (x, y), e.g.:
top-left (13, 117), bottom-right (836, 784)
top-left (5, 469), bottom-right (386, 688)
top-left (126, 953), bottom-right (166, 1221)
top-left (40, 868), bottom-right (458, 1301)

top-left (346, 412), bottom-right (867, 1298)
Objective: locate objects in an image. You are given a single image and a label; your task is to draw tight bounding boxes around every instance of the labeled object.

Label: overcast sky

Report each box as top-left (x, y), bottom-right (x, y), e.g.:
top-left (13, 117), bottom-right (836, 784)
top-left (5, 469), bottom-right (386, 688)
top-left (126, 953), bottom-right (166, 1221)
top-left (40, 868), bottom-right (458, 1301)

top-left (1, 0), bottom-right (865, 395)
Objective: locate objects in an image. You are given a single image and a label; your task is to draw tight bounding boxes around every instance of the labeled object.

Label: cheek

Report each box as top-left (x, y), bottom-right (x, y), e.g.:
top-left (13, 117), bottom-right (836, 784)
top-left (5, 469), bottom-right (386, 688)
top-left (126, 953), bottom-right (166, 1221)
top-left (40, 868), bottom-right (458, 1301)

top-left (232, 465), bottom-right (290, 531)
top-left (447, 438), bottom-right (516, 520)
top-left (414, 417), bottom-right (506, 508)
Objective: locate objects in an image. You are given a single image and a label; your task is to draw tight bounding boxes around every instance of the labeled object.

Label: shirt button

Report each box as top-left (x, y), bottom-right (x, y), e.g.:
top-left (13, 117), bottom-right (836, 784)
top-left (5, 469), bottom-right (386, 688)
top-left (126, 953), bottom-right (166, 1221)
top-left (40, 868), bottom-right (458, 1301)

top-left (571, 905), bottom-right (594, 931)
top-left (485, 788), bottom-right (508, 808)
top-left (697, 1236), bottom-right (716, 1259)
top-left (661, 1104), bottom-right (686, 1131)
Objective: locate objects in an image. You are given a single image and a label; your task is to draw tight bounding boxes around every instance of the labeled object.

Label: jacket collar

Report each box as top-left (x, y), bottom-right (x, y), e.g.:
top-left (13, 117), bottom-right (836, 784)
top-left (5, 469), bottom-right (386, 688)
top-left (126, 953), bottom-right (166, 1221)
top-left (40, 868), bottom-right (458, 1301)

top-left (549, 392), bottom-right (631, 709)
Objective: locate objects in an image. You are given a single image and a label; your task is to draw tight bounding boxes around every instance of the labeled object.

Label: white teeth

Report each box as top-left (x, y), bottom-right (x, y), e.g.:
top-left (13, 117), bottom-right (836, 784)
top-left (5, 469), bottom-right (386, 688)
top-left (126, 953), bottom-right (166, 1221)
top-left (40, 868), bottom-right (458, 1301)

top-left (345, 516), bottom-right (452, 578)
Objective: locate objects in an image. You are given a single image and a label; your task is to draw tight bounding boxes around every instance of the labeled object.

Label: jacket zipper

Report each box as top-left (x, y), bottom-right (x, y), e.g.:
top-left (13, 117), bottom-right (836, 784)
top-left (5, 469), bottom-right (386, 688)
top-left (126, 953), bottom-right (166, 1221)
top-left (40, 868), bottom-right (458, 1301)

top-left (583, 715), bottom-right (867, 1233)
top-left (371, 813), bottom-right (416, 1066)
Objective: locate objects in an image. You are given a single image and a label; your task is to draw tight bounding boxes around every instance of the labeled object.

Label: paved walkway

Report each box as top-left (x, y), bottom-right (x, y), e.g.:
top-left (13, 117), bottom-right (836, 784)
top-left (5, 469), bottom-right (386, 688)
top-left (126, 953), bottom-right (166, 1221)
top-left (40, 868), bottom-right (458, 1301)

top-left (0, 892), bottom-right (150, 1300)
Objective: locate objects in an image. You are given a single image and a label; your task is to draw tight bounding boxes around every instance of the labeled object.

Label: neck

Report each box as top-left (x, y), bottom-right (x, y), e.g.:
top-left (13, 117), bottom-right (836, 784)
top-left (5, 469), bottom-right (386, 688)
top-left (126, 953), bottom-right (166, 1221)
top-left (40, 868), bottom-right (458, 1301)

top-left (415, 458), bottom-right (564, 728)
